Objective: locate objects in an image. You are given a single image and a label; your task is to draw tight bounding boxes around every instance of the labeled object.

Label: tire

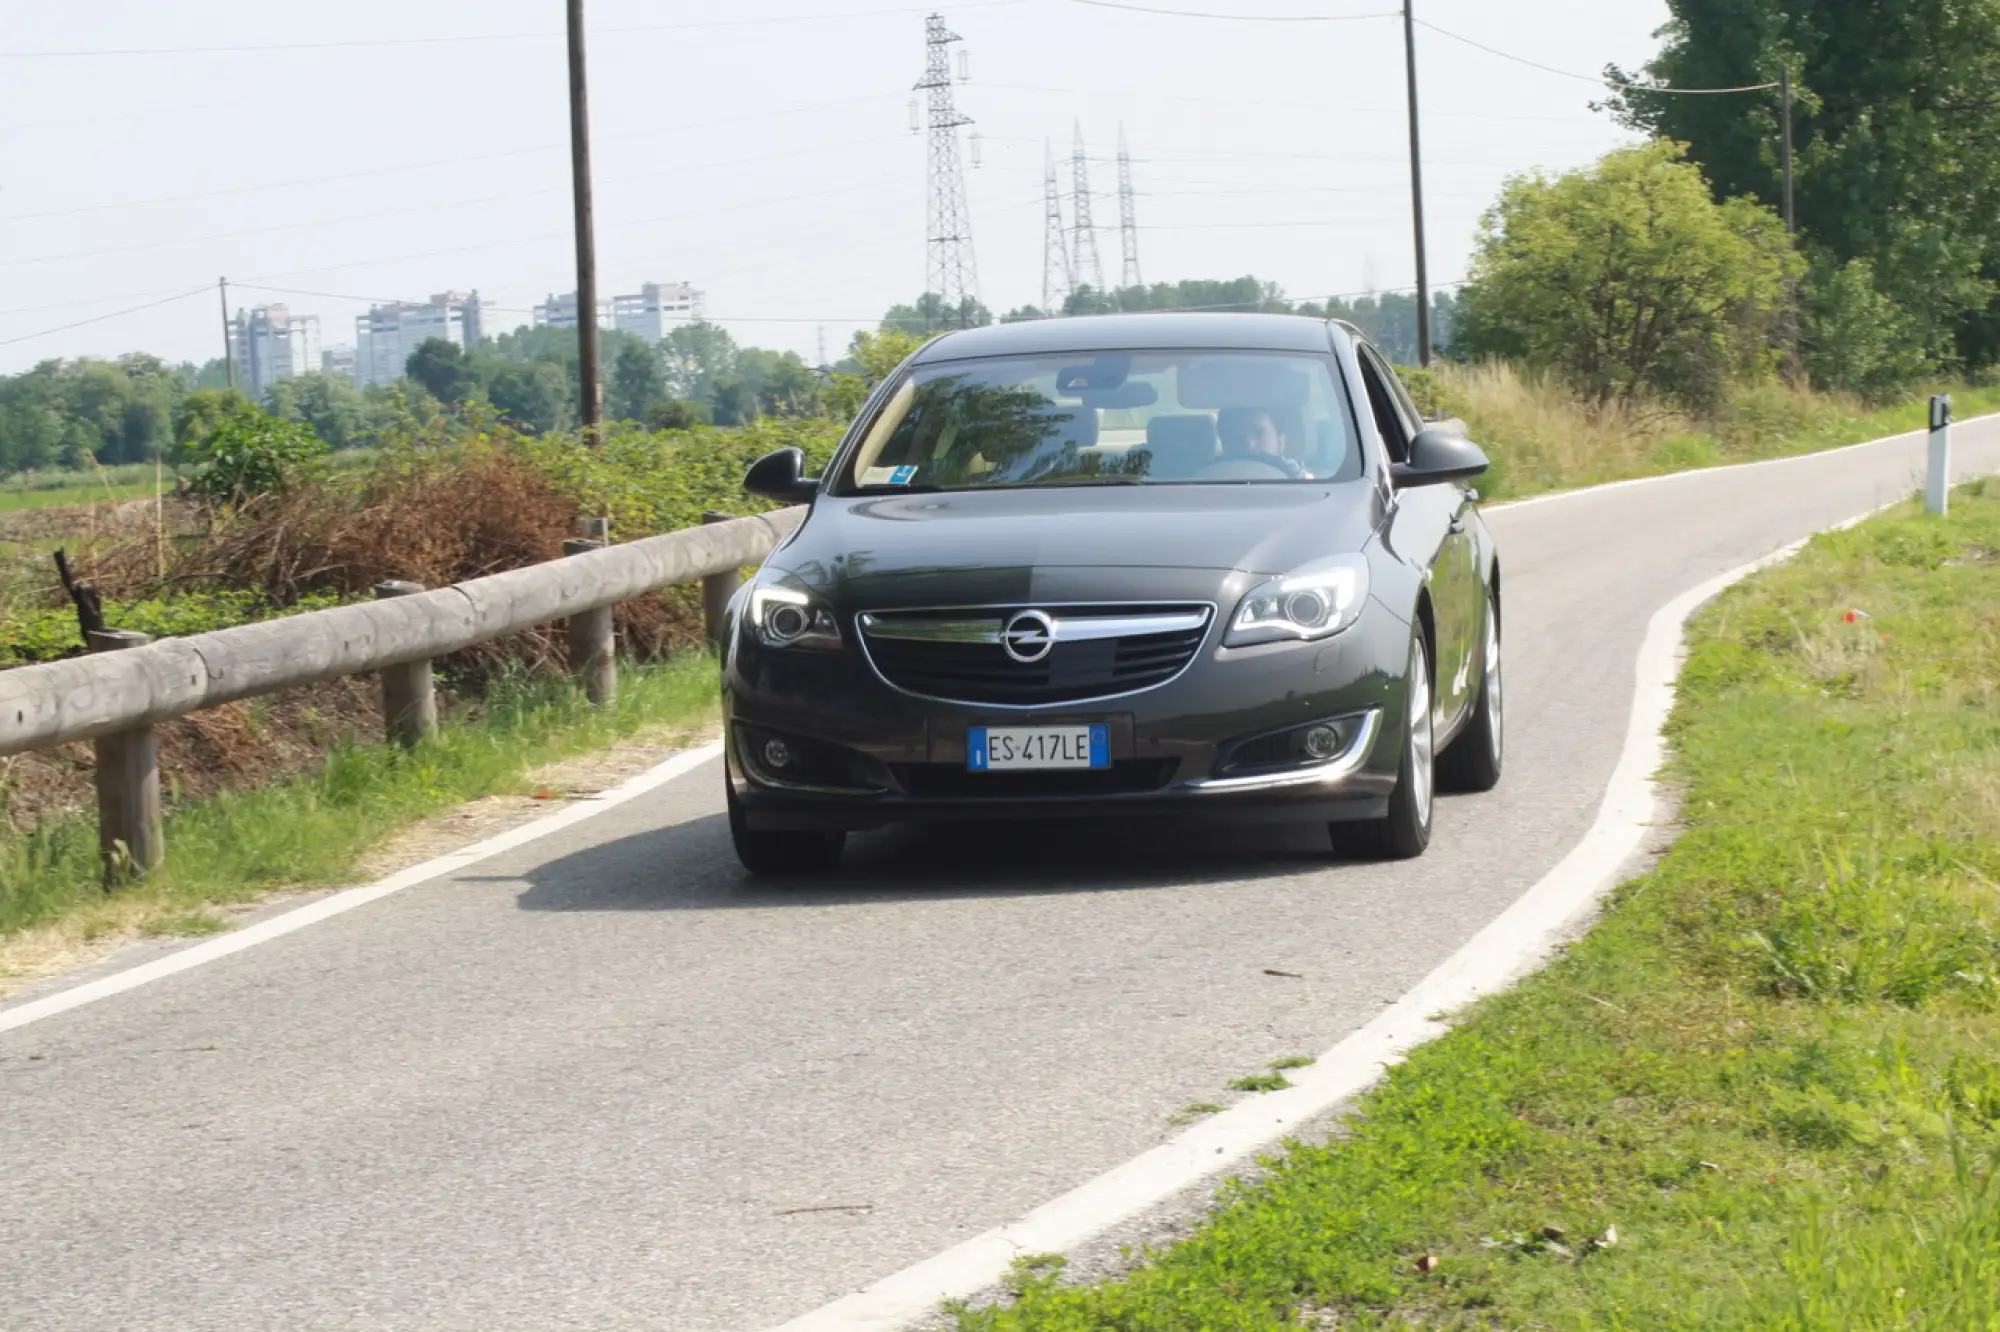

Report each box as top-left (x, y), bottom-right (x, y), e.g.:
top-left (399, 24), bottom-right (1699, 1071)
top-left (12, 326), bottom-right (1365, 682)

top-left (727, 780), bottom-right (845, 875)
top-left (1330, 622), bottom-right (1434, 860)
top-left (1437, 587), bottom-right (1503, 794)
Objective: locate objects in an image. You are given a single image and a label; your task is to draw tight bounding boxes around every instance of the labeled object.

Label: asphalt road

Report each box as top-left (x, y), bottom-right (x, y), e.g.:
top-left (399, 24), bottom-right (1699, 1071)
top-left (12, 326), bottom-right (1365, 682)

top-left (3, 421), bottom-right (1995, 1332)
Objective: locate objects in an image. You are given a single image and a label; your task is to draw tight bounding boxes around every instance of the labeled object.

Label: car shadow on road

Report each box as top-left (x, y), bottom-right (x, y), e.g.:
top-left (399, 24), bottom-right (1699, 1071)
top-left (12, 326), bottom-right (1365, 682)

top-left (512, 810), bottom-right (1363, 914)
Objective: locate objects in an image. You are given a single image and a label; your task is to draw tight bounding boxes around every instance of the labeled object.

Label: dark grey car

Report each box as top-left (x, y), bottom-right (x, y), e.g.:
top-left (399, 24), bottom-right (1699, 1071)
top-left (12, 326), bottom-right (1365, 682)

top-left (720, 312), bottom-right (1501, 873)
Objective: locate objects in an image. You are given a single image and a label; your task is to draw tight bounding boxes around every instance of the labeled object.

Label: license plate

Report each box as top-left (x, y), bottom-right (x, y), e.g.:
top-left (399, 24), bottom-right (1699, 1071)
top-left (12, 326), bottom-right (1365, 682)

top-left (967, 724), bottom-right (1110, 772)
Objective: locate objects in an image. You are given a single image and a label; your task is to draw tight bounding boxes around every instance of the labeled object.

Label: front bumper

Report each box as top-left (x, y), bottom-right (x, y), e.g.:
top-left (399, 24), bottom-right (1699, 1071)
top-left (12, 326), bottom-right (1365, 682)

top-left (723, 602), bottom-right (1410, 832)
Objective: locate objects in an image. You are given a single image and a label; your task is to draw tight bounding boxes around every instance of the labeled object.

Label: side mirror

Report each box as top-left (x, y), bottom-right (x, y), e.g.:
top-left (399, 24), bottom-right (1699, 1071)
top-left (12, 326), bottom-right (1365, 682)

top-left (1390, 427), bottom-right (1489, 488)
top-left (743, 447), bottom-right (820, 503)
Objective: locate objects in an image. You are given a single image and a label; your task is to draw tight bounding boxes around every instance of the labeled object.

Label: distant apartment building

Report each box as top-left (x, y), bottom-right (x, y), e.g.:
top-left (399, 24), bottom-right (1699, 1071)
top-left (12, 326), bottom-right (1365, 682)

top-left (614, 282), bottom-right (701, 344)
top-left (354, 291), bottom-right (498, 388)
top-left (534, 281), bottom-right (702, 343)
top-left (532, 291), bottom-right (611, 331)
top-left (229, 305), bottom-right (321, 401)
top-left (321, 344), bottom-right (357, 380)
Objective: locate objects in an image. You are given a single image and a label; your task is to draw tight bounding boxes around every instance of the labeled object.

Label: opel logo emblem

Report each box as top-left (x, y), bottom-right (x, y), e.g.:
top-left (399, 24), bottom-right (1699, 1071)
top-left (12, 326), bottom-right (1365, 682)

top-left (1001, 609), bottom-right (1056, 664)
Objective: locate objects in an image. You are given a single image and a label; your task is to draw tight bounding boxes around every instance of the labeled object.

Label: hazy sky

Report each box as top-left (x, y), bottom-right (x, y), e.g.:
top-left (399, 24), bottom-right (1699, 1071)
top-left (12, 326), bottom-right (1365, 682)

top-left (0, 0), bottom-right (1671, 375)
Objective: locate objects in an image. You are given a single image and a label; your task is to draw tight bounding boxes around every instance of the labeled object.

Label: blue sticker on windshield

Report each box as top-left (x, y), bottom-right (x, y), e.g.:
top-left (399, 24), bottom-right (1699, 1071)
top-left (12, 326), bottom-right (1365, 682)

top-left (889, 465), bottom-right (919, 485)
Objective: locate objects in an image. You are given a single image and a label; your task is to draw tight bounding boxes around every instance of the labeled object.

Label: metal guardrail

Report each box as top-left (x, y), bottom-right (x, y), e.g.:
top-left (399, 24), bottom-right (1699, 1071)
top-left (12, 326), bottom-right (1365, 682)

top-left (0, 506), bottom-right (806, 881)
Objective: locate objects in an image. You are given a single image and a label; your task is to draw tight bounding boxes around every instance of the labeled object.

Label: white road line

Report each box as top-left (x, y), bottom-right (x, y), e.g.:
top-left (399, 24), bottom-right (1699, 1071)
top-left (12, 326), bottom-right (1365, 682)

top-left (0, 742), bottom-right (724, 1036)
top-left (763, 484), bottom-right (1963, 1332)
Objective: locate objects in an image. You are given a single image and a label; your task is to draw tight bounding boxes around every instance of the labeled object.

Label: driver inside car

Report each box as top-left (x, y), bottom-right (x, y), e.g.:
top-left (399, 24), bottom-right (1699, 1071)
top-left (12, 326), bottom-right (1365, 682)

top-left (1216, 406), bottom-right (1309, 477)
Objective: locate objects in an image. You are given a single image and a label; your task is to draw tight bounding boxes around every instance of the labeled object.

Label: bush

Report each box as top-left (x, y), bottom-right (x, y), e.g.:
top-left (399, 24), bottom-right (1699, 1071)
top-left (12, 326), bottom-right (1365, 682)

top-left (183, 410), bottom-right (330, 506)
top-left (1802, 257), bottom-right (1938, 401)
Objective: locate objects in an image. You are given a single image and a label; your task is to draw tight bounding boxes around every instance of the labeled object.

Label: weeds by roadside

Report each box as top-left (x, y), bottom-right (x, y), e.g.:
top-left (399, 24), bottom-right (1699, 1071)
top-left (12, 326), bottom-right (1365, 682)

top-left (1429, 362), bottom-right (2000, 500)
top-left (951, 483), bottom-right (2000, 1330)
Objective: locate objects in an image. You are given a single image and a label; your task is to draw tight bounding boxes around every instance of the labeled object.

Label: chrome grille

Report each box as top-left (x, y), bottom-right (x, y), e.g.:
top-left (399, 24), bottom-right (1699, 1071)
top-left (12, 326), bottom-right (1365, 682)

top-left (857, 604), bottom-right (1212, 706)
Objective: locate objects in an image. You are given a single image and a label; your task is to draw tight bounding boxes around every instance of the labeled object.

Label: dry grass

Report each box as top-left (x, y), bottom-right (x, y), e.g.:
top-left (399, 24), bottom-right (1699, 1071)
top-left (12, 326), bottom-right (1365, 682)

top-left (1435, 361), bottom-right (1905, 498)
top-left (1436, 360), bottom-right (1695, 493)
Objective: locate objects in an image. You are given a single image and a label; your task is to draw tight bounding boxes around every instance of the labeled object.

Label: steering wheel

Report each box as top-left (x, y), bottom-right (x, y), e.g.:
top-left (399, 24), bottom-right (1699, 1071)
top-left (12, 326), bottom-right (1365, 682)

top-left (1201, 451), bottom-right (1302, 479)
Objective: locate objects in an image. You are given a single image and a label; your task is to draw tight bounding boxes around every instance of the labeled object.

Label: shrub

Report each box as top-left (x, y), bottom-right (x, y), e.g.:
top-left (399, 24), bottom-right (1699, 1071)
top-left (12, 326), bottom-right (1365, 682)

top-left (183, 410), bottom-right (330, 506)
top-left (1802, 257), bottom-right (1938, 400)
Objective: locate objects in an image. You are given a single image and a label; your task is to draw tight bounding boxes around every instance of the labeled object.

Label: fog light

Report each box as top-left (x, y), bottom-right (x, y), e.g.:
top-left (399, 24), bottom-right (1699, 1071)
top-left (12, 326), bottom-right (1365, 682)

top-left (1303, 724), bottom-right (1341, 760)
top-left (762, 737), bottom-right (795, 770)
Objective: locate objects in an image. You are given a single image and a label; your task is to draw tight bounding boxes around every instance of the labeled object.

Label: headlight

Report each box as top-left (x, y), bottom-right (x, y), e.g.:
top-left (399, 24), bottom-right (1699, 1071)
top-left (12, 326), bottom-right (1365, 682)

top-left (747, 579), bottom-right (843, 650)
top-left (1224, 555), bottom-right (1369, 647)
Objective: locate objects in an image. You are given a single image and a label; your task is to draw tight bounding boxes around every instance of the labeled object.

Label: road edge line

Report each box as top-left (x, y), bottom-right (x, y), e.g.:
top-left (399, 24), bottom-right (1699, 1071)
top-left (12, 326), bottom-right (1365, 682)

top-left (763, 491), bottom-right (1944, 1332)
top-left (0, 742), bottom-right (724, 1036)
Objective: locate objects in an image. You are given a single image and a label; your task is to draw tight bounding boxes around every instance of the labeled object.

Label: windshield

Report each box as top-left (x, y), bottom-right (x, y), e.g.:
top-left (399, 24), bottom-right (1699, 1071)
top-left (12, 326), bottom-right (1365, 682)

top-left (836, 349), bottom-right (1361, 493)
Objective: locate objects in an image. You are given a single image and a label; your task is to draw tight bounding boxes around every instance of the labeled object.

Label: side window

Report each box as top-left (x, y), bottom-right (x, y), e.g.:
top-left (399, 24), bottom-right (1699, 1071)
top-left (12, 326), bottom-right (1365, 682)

top-left (1355, 345), bottom-right (1415, 464)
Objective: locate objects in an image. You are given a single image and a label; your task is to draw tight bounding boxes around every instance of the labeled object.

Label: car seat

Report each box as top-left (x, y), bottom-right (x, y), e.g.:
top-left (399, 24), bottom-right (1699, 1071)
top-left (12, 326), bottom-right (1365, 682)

top-left (1138, 413), bottom-right (1218, 479)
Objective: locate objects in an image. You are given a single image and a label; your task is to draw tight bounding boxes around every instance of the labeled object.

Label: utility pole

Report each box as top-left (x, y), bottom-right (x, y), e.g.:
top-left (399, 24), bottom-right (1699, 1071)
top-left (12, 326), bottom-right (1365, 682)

top-left (566, 0), bottom-right (603, 435)
top-left (1042, 141), bottom-right (1074, 313)
top-left (1116, 125), bottom-right (1143, 299)
top-left (218, 277), bottom-right (236, 390)
top-left (916, 13), bottom-right (979, 329)
top-left (1778, 65), bottom-right (1795, 234)
top-left (1070, 121), bottom-right (1106, 300)
top-left (1401, 0), bottom-right (1432, 367)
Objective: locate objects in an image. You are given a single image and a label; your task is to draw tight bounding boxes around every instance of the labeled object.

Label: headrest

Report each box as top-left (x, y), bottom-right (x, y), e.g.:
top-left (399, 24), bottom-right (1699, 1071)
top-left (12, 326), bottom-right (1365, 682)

top-left (1142, 413), bottom-right (1218, 478)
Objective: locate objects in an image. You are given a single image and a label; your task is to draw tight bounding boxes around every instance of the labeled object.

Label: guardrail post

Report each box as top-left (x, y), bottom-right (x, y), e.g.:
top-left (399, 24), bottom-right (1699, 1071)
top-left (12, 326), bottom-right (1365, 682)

top-left (1926, 393), bottom-right (1952, 516)
top-left (86, 629), bottom-right (162, 885)
top-left (701, 511), bottom-right (741, 648)
top-left (562, 537), bottom-right (617, 705)
top-left (373, 580), bottom-right (438, 747)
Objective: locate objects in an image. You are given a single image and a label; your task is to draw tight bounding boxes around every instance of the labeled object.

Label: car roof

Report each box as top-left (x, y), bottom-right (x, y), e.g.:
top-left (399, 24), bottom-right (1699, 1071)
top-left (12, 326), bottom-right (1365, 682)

top-left (909, 311), bottom-right (1346, 363)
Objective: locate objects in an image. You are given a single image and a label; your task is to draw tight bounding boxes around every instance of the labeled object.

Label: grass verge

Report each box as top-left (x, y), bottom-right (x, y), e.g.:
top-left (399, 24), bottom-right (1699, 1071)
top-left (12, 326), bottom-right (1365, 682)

top-left (954, 482), bottom-right (2000, 1330)
top-left (0, 654), bottom-right (718, 959)
top-left (1436, 365), bottom-right (2000, 501)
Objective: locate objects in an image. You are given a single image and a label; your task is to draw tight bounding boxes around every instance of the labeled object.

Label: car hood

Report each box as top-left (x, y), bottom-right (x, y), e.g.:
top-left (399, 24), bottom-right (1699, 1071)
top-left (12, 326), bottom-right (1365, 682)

top-left (771, 481), bottom-right (1382, 606)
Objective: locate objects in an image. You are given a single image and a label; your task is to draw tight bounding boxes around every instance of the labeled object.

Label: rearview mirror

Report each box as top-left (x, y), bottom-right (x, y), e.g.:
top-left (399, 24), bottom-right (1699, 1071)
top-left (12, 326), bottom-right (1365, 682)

top-left (743, 447), bottom-right (820, 503)
top-left (1390, 428), bottom-right (1489, 488)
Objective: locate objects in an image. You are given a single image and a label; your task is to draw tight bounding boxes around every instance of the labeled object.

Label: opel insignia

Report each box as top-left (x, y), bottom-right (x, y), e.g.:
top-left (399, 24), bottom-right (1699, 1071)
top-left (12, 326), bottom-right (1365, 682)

top-left (721, 312), bottom-right (1502, 873)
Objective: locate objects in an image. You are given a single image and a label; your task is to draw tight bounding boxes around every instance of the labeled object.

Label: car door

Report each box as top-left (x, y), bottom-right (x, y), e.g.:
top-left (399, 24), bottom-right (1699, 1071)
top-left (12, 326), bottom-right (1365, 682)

top-left (1356, 343), bottom-right (1478, 729)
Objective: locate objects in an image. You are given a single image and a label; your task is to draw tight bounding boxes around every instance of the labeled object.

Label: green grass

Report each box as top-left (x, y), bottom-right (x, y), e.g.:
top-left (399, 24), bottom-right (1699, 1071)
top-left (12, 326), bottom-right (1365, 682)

top-left (951, 483), bottom-right (2000, 1331)
top-left (0, 480), bottom-right (160, 512)
top-left (0, 654), bottom-right (719, 942)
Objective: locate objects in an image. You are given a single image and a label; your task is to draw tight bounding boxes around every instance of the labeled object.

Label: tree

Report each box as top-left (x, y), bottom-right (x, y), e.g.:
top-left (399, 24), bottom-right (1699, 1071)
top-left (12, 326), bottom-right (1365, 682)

top-left (171, 388), bottom-right (260, 458)
top-left (405, 338), bottom-right (477, 404)
top-left (645, 398), bottom-right (706, 431)
top-left (827, 328), bottom-right (930, 420)
top-left (1452, 141), bottom-right (1797, 408)
top-left (1608, 0), bottom-right (2000, 374)
top-left (660, 321), bottom-right (739, 404)
top-left (486, 361), bottom-right (573, 433)
top-left (607, 338), bottom-right (668, 423)
top-left (882, 292), bottom-right (992, 333)
top-left (266, 372), bottom-right (371, 450)
top-left (736, 347), bottom-right (822, 418)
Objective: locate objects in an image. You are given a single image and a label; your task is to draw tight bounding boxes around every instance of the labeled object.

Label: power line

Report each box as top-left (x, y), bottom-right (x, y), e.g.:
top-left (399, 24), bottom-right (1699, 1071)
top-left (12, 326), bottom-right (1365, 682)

top-left (3, 135), bottom-right (921, 269)
top-left (0, 287), bottom-right (211, 349)
top-left (1413, 19), bottom-right (1779, 93)
top-left (1, 92), bottom-right (903, 223)
top-left (0, 0), bottom-right (1029, 59)
top-left (1072, 0), bottom-right (1395, 19)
